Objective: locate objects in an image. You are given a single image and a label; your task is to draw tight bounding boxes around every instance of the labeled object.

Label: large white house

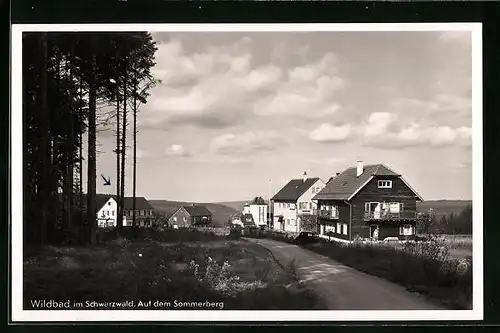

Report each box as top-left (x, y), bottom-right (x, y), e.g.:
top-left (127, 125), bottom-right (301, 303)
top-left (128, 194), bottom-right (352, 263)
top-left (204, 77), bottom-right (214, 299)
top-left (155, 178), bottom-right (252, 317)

top-left (242, 197), bottom-right (268, 227)
top-left (271, 172), bottom-right (326, 232)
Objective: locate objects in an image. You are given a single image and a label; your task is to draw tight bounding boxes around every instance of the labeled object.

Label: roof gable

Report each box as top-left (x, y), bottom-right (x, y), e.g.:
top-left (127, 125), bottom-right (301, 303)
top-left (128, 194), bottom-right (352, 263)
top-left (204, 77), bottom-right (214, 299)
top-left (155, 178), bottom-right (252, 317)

top-left (182, 205), bottom-right (212, 217)
top-left (271, 177), bottom-right (320, 202)
top-left (81, 194), bottom-right (154, 211)
top-left (313, 164), bottom-right (422, 201)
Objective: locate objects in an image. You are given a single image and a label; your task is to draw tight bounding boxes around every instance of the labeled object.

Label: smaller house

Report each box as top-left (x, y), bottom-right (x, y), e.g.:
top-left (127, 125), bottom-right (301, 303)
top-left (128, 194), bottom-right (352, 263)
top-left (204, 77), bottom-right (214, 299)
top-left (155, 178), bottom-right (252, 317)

top-left (95, 195), bottom-right (118, 228)
top-left (242, 196), bottom-right (268, 227)
top-left (271, 172), bottom-right (326, 232)
top-left (241, 213), bottom-right (256, 228)
top-left (122, 197), bottom-right (155, 227)
top-left (168, 204), bottom-right (213, 228)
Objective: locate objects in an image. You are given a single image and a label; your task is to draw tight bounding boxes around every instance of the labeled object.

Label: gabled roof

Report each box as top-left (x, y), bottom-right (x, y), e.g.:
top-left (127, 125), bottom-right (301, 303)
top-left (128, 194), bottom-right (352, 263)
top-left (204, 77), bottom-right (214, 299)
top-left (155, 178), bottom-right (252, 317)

top-left (182, 205), bottom-right (212, 217)
top-left (271, 177), bottom-right (320, 202)
top-left (313, 164), bottom-right (423, 201)
top-left (241, 213), bottom-right (255, 227)
top-left (81, 194), bottom-right (154, 211)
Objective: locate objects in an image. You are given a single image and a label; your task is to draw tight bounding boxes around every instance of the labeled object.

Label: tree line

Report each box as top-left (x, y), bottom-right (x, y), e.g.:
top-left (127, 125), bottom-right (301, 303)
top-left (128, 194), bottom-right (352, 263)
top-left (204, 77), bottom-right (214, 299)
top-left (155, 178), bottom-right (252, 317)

top-left (417, 203), bottom-right (473, 235)
top-left (23, 32), bottom-right (158, 246)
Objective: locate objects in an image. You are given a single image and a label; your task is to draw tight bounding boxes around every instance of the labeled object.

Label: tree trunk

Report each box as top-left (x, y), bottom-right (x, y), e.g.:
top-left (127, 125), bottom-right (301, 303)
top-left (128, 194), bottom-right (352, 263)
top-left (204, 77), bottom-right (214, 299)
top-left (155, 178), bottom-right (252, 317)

top-left (132, 77), bottom-right (137, 228)
top-left (119, 76), bottom-right (127, 229)
top-left (116, 91), bottom-right (122, 232)
top-left (38, 32), bottom-right (49, 246)
top-left (87, 49), bottom-right (97, 245)
top-left (78, 77), bottom-right (84, 210)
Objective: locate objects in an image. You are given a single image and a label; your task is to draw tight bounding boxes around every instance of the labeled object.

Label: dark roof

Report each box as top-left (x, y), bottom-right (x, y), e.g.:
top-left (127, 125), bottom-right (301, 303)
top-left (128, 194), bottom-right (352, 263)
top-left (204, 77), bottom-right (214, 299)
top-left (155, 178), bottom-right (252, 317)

top-left (271, 177), bottom-right (320, 201)
top-left (241, 213), bottom-right (255, 227)
top-left (81, 194), bottom-right (154, 211)
top-left (250, 196), bottom-right (266, 205)
top-left (313, 164), bottom-right (403, 201)
top-left (182, 205), bottom-right (212, 217)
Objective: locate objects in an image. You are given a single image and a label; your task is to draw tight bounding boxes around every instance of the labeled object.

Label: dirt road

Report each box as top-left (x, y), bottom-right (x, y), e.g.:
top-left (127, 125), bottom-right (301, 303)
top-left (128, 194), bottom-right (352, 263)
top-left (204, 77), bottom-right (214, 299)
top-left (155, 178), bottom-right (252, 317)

top-left (247, 238), bottom-right (442, 310)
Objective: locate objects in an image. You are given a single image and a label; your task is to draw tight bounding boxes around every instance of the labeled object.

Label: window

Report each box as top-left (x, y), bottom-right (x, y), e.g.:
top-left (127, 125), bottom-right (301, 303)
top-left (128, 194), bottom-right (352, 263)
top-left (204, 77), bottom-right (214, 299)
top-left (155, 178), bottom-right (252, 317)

top-left (316, 187), bottom-right (321, 193)
top-left (400, 224), bottom-right (414, 236)
top-left (378, 180), bottom-right (392, 188)
top-left (389, 203), bottom-right (401, 213)
top-left (290, 203), bottom-right (295, 209)
top-left (312, 188), bottom-right (316, 194)
top-left (324, 225), bottom-right (335, 234)
top-left (336, 223), bottom-right (341, 233)
top-left (183, 216), bottom-right (187, 222)
top-left (286, 219), bottom-right (290, 225)
top-left (173, 217), bottom-right (177, 222)
top-left (342, 223), bottom-right (348, 235)
top-left (291, 219), bottom-right (296, 226)
top-left (112, 211), bottom-right (115, 216)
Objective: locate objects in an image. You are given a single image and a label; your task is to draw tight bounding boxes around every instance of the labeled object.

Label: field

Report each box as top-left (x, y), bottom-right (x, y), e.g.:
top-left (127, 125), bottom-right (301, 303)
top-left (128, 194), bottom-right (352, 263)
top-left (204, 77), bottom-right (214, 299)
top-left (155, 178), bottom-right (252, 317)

top-left (24, 230), bottom-right (324, 310)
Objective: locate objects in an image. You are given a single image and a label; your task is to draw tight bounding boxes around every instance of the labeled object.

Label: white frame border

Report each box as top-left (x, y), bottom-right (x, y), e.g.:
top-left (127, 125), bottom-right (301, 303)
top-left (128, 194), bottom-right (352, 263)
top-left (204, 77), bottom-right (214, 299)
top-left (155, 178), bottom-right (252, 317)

top-left (10, 22), bottom-right (483, 322)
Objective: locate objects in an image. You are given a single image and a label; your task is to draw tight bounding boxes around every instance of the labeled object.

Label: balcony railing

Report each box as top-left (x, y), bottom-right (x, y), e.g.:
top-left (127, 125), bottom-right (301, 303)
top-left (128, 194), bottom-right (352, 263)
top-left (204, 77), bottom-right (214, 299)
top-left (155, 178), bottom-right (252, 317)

top-left (364, 211), bottom-right (417, 220)
top-left (317, 209), bottom-right (339, 219)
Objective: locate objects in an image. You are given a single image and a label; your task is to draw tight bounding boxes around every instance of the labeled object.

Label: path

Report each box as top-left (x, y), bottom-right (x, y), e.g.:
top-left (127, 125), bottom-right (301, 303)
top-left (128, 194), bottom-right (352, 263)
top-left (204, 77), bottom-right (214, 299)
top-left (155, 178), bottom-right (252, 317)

top-left (246, 238), bottom-right (442, 310)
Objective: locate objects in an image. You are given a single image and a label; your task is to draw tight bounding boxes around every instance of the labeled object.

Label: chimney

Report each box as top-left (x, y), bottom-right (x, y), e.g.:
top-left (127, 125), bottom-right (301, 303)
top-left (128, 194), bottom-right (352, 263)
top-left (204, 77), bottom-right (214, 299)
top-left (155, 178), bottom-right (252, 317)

top-left (303, 171), bottom-right (307, 182)
top-left (336, 172), bottom-right (341, 176)
top-left (356, 161), bottom-right (363, 177)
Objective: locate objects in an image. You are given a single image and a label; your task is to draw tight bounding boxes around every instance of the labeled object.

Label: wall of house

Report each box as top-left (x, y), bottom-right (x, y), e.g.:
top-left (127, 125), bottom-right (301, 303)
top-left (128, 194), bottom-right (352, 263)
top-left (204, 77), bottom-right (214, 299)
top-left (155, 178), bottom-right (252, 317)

top-left (167, 207), bottom-right (191, 228)
top-left (296, 179), bottom-right (326, 215)
top-left (97, 198), bottom-right (118, 228)
top-left (316, 200), bottom-right (351, 241)
top-left (350, 176), bottom-right (418, 240)
top-left (272, 201), bottom-right (298, 232)
top-left (246, 204), bottom-right (268, 226)
top-left (192, 215), bottom-right (212, 226)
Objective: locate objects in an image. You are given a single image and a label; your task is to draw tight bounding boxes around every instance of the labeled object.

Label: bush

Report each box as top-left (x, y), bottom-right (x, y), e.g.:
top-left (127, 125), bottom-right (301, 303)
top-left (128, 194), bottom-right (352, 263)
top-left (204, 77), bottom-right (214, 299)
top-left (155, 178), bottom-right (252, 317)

top-left (96, 226), bottom-right (227, 243)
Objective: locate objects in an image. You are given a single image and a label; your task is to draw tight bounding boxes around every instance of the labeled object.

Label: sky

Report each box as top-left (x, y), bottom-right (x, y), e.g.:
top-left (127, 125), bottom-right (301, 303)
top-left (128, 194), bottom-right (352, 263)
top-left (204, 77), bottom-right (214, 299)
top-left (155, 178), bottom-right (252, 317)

top-left (82, 30), bottom-right (473, 202)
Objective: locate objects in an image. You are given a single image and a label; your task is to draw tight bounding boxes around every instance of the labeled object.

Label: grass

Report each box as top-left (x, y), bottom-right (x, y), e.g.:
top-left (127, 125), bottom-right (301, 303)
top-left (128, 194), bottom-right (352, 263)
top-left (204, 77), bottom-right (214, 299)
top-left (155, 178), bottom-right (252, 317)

top-left (24, 231), bottom-right (325, 310)
top-left (248, 230), bottom-right (472, 310)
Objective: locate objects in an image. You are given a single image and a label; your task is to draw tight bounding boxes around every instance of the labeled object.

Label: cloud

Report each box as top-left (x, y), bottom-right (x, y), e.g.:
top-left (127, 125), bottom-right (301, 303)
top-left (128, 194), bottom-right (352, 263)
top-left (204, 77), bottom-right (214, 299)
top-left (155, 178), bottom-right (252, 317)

top-left (144, 36), bottom-right (286, 129)
top-left (309, 123), bottom-right (352, 143)
top-left (438, 31), bottom-right (471, 45)
top-left (254, 53), bottom-right (346, 118)
top-left (210, 131), bottom-right (283, 155)
top-left (363, 122), bottom-right (472, 149)
top-left (164, 144), bottom-right (192, 157)
top-left (364, 112), bottom-right (398, 138)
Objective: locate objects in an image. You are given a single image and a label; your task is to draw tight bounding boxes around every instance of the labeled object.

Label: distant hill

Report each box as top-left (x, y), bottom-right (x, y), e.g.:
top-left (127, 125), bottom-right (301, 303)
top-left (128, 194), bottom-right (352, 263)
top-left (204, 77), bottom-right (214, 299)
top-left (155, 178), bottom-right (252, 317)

top-left (215, 201), bottom-right (248, 212)
top-left (149, 200), bottom-right (239, 227)
top-left (416, 200), bottom-right (472, 218)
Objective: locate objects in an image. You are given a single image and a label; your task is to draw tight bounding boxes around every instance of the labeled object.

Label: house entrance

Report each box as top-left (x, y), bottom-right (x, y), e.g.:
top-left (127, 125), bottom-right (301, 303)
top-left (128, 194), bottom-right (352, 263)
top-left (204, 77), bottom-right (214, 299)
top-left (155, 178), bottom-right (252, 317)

top-left (370, 224), bottom-right (379, 240)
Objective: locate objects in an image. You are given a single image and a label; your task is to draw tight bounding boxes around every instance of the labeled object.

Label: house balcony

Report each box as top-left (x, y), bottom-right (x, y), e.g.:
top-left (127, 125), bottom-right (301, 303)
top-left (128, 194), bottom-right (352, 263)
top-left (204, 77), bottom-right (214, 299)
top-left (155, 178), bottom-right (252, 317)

top-left (364, 211), bottom-right (417, 221)
top-left (316, 209), bottom-right (339, 220)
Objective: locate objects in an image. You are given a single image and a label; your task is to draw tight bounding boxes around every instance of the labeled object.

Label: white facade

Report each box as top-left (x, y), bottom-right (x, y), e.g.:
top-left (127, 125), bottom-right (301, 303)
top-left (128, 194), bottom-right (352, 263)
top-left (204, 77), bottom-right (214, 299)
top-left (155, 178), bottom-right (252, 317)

top-left (96, 197), bottom-right (128, 227)
top-left (272, 178), bottom-right (326, 232)
top-left (243, 204), bottom-right (268, 226)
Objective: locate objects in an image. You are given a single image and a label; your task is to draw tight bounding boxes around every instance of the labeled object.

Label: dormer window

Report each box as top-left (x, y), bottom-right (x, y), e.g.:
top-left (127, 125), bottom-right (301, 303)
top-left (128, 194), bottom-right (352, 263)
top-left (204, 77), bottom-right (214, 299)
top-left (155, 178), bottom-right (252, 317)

top-left (378, 180), bottom-right (392, 188)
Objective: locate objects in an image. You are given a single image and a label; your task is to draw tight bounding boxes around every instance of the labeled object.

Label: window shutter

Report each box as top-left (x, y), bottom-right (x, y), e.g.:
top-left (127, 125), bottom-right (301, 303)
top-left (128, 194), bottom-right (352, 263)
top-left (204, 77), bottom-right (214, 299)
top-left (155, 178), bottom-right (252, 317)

top-left (365, 203), bottom-right (369, 212)
top-left (400, 203), bottom-right (404, 211)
